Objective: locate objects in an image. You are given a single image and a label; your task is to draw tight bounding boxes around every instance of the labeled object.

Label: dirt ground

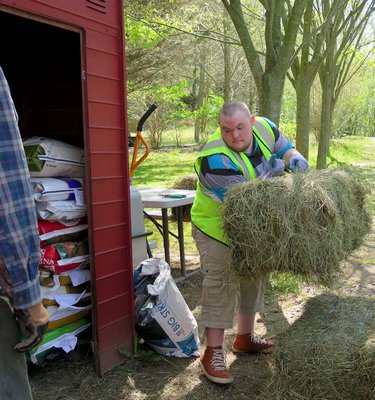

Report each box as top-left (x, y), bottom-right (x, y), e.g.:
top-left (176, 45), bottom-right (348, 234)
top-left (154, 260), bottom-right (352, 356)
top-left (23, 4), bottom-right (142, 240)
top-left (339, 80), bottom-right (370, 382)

top-left (29, 164), bottom-right (375, 400)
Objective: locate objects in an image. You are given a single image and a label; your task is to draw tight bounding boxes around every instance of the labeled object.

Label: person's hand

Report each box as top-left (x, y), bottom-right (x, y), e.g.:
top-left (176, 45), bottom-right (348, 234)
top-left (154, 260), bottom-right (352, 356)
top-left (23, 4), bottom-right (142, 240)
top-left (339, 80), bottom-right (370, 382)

top-left (288, 154), bottom-right (309, 172)
top-left (13, 303), bottom-right (49, 352)
top-left (260, 155), bottom-right (286, 179)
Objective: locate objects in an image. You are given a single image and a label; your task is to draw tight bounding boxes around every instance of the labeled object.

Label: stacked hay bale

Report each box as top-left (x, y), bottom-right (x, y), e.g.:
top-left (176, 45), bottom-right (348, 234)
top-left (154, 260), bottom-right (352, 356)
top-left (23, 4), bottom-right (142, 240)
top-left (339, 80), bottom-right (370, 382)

top-left (222, 168), bottom-right (371, 286)
top-left (170, 174), bottom-right (197, 222)
top-left (258, 294), bottom-right (375, 400)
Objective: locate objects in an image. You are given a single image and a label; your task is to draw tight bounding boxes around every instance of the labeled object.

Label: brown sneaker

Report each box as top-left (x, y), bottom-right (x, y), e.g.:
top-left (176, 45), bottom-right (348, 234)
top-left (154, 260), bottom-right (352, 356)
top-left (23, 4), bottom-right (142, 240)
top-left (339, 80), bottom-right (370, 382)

top-left (232, 333), bottom-right (276, 354)
top-left (200, 346), bottom-right (233, 384)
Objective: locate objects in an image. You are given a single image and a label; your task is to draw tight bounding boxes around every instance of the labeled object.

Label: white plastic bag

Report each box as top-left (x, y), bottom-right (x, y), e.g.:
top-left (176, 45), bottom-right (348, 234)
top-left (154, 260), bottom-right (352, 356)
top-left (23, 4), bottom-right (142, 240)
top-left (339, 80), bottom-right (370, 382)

top-left (134, 258), bottom-right (200, 357)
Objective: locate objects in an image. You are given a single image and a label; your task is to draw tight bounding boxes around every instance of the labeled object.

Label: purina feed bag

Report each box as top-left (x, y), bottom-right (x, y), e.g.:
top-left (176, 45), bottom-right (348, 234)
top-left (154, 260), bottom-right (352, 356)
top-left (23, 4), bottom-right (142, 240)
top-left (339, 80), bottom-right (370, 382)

top-left (24, 137), bottom-right (85, 177)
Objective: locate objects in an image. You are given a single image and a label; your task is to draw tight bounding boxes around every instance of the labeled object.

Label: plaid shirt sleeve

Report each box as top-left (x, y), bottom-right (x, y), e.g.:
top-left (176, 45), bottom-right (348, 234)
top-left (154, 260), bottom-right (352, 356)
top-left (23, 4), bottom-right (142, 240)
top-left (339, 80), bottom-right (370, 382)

top-left (0, 67), bottom-right (42, 309)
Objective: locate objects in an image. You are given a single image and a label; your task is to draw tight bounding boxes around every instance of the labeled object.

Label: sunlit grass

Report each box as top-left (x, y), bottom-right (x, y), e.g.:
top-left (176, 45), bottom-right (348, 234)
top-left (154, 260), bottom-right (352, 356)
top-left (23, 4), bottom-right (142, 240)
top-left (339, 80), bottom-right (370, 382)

top-left (309, 136), bottom-right (375, 167)
top-left (130, 149), bottom-right (197, 187)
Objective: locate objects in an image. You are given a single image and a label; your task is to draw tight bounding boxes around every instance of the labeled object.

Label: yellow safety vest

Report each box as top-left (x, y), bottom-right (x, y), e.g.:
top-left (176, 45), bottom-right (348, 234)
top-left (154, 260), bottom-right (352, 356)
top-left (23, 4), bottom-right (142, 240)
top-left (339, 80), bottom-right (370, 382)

top-left (191, 117), bottom-right (275, 244)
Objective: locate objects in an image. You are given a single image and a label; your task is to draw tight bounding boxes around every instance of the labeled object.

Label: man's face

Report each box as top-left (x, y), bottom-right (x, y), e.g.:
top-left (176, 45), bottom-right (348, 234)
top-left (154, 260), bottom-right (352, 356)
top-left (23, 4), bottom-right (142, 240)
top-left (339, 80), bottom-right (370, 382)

top-left (220, 111), bottom-right (253, 153)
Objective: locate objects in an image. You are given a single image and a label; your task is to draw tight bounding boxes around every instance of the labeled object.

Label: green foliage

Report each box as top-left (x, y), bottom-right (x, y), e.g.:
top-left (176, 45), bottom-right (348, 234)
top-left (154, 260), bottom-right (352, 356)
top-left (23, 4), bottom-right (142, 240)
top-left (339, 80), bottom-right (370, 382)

top-left (194, 95), bottom-right (224, 122)
top-left (124, 16), bottom-right (161, 48)
top-left (145, 81), bottom-right (193, 148)
top-left (127, 81), bottom-right (194, 148)
top-left (154, 81), bottom-right (192, 122)
top-left (278, 120), bottom-right (297, 141)
top-left (332, 62), bottom-right (375, 138)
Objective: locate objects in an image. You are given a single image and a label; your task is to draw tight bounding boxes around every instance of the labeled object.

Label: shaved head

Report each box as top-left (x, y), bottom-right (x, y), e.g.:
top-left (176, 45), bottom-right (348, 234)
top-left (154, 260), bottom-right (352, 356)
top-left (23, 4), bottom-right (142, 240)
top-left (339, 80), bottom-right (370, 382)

top-left (219, 101), bottom-right (252, 122)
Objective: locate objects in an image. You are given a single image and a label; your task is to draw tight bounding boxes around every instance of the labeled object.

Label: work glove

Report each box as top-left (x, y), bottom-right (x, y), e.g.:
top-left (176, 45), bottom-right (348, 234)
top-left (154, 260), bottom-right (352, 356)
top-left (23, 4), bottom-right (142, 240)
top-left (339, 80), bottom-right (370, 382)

top-left (13, 302), bottom-right (49, 352)
top-left (288, 154), bottom-right (309, 172)
top-left (259, 155), bottom-right (286, 179)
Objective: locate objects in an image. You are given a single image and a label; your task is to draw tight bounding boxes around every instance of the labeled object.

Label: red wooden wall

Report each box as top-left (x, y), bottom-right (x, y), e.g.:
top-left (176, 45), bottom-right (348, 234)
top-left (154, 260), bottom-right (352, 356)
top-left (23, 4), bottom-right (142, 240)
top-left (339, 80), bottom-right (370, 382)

top-left (0, 0), bottom-right (134, 375)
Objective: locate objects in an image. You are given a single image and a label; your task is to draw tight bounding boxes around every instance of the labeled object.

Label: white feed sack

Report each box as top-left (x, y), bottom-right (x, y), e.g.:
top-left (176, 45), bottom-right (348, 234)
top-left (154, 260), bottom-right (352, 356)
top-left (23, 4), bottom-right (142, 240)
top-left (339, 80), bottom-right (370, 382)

top-left (23, 136), bottom-right (85, 178)
top-left (30, 177), bottom-right (84, 202)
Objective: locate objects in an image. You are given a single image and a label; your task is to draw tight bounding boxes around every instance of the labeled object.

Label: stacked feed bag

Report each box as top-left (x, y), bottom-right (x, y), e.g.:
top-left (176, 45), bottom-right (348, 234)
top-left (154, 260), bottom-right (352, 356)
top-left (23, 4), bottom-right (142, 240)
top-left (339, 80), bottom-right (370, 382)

top-left (24, 137), bottom-right (91, 364)
top-left (27, 317), bottom-right (92, 365)
top-left (23, 136), bottom-right (85, 178)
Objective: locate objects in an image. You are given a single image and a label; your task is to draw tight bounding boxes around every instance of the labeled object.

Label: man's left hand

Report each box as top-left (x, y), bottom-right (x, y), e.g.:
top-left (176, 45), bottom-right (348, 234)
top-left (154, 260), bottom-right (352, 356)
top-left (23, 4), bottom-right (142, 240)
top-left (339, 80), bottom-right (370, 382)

top-left (13, 304), bottom-right (49, 352)
top-left (288, 154), bottom-right (309, 172)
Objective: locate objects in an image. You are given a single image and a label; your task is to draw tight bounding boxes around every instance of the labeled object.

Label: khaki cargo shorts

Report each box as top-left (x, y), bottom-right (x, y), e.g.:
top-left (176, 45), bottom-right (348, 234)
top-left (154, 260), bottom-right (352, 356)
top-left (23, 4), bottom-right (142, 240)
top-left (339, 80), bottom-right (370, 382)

top-left (192, 225), bottom-right (266, 329)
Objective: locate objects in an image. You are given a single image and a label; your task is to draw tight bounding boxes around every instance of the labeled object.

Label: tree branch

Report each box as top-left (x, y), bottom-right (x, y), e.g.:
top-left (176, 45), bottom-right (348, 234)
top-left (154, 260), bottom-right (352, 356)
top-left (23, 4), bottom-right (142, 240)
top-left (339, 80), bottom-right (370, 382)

top-left (126, 13), bottom-right (241, 46)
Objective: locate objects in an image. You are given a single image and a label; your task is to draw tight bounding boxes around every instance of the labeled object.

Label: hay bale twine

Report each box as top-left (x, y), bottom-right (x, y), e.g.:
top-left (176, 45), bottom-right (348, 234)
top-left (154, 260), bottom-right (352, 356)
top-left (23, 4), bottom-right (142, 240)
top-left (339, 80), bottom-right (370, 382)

top-left (259, 294), bottom-right (375, 400)
top-left (222, 168), bottom-right (371, 285)
top-left (170, 174), bottom-right (197, 222)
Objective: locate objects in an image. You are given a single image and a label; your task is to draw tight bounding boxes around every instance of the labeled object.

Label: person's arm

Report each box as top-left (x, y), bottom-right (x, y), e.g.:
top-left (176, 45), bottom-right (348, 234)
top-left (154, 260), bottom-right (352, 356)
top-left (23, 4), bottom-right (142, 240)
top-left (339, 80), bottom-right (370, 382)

top-left (0, 67), bottom-right (49, 351)
top-left (199, 154), bottom-right (247, 202)
top-left (0, 67), bottom-right (43, 309)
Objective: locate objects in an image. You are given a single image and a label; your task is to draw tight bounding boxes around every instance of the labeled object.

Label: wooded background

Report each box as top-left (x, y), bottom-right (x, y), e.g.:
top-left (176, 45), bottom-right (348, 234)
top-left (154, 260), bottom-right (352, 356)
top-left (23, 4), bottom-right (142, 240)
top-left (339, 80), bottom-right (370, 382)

top-left (124, 0), bottom-right (374, 169)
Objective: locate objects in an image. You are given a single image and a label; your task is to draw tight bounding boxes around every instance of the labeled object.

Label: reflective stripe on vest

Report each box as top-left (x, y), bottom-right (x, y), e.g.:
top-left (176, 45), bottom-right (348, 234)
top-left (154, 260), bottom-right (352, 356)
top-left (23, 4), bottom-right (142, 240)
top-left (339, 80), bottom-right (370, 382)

top-left (253, 118), bottom-right (275, 153)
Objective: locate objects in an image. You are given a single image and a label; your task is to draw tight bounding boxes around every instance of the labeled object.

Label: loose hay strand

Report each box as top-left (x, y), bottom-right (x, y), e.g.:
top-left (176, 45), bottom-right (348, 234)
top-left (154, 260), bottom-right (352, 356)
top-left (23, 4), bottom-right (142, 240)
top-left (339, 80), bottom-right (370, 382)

top-left (222, 168), bottom-right (371, 286)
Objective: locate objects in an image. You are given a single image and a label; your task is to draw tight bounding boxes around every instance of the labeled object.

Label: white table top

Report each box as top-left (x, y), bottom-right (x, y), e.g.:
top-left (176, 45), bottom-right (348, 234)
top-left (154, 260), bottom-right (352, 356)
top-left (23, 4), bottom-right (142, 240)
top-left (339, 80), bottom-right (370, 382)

top-left (137, 187), bottom-right (196, 208)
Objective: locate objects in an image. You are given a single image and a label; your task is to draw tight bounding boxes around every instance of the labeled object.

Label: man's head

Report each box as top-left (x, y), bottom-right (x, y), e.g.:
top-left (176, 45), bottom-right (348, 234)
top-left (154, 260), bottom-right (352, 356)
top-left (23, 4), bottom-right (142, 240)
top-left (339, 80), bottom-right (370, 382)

top-left (219, 102), bottom-right (255, 153)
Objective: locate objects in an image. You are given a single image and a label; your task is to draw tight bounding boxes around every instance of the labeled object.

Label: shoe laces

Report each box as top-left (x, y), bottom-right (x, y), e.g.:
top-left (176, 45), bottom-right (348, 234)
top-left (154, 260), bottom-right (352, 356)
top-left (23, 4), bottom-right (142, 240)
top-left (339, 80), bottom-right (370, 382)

top-left (210, 348), bottom-right (227, 371)
top-left (250, 334), bottom-right (268, 345)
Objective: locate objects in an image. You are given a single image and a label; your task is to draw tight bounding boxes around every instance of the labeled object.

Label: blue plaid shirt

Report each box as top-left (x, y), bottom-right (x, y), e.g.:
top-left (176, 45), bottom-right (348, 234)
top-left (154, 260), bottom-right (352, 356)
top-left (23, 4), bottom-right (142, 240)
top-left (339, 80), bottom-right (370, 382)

top-left (0, 67), bottom-right (42, 309)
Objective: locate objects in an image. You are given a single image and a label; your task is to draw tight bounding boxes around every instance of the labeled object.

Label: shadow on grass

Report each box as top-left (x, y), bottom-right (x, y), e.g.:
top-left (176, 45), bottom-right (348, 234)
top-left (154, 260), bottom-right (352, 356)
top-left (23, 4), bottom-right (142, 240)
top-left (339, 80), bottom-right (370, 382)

top-left (257, 292), bottom-right (375, 400)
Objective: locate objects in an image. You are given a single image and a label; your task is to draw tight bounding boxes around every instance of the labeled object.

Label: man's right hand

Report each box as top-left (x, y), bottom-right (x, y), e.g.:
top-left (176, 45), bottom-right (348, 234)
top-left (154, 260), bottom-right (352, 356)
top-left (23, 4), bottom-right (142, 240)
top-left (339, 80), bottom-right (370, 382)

top-left (14, 303), bottom-right (49, 352)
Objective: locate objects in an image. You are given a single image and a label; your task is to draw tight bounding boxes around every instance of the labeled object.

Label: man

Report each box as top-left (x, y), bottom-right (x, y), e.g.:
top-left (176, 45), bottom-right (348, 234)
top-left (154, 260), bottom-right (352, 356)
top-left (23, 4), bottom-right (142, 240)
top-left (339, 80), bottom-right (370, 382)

top-left (0, 67), bottom-right (49, 399)
top-left (191, 101), bottom-right (308, 384)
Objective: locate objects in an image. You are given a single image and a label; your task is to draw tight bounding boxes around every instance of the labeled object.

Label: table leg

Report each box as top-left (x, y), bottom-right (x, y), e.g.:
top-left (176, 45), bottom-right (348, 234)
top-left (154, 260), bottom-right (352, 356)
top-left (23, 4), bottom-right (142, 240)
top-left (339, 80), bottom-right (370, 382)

top-left (177, 206), bottom-right (186, 277)
top-left (161, 208), bottom-right (170, 265)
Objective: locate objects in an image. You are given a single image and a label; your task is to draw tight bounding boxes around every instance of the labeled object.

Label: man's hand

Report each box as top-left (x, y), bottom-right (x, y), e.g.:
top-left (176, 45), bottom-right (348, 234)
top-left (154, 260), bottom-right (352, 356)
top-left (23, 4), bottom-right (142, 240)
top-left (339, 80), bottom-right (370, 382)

top-left (14, 303), bottom-right (49, 352)
top-left (260, 155), bottom-right (286, 179)
top-left (288, 154), bottom-right (309, 172)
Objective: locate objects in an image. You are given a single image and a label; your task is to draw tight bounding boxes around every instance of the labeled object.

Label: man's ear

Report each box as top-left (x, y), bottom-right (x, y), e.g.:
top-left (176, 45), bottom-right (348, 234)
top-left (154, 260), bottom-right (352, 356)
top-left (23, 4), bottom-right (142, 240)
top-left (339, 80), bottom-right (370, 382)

top-left (250, 115), bottom-right (255, 124)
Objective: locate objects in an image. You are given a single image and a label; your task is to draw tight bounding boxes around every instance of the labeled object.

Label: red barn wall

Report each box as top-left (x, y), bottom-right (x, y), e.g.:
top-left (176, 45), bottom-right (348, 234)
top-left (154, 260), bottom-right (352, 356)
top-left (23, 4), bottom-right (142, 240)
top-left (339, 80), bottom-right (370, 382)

top-left (0, 0), bottom-right (134, 375)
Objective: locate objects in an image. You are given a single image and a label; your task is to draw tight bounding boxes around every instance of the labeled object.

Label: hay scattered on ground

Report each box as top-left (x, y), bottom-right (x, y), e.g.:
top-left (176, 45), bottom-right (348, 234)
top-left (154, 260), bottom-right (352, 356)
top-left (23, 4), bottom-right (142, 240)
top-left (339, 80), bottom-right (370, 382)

top-left (170, 174), bottom-right (197, 222)
top-left (259, 294), bottom-right (375, 400)
top-left (222, 168), bottom-right (371, 285)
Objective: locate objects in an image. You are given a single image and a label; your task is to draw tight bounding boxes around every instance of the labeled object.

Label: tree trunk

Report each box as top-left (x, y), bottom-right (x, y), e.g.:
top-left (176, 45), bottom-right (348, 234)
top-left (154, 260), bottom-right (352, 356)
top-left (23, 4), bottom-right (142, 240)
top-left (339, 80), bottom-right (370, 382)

top-left (317, 70), bottom-right (334, 169)
top-left (194, 52), bottom-right (207, 143)
top-left (223, 8), bottom-right (231, 102)
top-left (295, 85), bottom-right (311, 159)
top-left (258, 73), bottom-right (284, 124)
top-left (222, 0), bottom-right (308, 124)
top-left (248, 80), bottom-right (257, 114)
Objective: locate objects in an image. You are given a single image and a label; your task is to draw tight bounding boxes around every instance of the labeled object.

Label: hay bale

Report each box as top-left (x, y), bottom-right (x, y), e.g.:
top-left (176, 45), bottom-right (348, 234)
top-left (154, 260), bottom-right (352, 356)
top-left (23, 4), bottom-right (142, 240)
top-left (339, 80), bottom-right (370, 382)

top-left (259, 294), bottom-right (375, 400)
top-left (170, 174), bottom-right (197, 222)
top-left (222, 168), bottom-right (371, 285)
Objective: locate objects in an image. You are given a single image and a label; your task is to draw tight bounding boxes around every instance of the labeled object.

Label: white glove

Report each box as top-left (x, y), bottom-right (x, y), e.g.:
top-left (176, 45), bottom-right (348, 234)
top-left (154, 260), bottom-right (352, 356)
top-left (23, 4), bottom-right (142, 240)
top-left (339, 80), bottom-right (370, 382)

top-left (288, 154), bottom-right (309, 172)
